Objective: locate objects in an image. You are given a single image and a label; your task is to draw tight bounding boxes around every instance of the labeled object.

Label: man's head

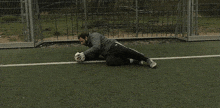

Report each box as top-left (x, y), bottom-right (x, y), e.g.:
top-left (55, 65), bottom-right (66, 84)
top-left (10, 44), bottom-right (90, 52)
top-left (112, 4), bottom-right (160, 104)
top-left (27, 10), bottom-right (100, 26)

top-left (78, 33), bottom-right (89, 45)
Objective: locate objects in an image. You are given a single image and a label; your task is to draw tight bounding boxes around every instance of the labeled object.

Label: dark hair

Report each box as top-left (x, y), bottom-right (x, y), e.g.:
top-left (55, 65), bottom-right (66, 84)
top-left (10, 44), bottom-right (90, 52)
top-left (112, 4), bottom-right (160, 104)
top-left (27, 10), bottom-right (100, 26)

top-left (78, 33), bottom-right (89, 39)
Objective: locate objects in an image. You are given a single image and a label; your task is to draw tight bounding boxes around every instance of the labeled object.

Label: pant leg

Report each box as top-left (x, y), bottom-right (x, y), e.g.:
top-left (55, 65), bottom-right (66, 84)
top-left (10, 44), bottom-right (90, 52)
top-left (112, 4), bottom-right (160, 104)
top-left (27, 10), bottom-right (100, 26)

top-left (108, 42), bottom-right (149, 62)
top-left (106, 55), bottom-right (130, 66)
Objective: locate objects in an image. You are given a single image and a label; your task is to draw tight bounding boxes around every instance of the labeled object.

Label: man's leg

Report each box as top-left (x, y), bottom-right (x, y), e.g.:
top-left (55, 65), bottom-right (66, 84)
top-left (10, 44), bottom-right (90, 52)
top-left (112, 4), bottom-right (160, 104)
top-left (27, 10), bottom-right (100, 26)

top-left (108, 42), bottom-right (148, 61)
top-left (108, 42), bottom-right (157, 68)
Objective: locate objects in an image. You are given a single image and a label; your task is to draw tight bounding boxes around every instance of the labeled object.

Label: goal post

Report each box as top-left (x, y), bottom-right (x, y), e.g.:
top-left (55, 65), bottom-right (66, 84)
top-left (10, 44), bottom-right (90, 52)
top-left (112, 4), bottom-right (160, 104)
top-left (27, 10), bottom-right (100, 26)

top-left (20, 0), bottom-right (35, 43)
top-left (175, 0), bottom-right (198, 40)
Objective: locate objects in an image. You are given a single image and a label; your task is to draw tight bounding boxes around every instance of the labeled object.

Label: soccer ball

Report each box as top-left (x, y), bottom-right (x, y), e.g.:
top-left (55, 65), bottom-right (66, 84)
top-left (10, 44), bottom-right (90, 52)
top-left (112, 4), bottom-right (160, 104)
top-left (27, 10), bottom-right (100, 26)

top-left (74, 52), bottom-right (85, 62)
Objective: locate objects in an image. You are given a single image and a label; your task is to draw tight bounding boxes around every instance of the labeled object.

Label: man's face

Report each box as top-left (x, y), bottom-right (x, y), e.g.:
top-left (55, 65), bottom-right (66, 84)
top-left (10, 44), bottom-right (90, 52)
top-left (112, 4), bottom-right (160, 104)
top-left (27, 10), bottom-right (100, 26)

top-left (79, 37), bottom-right (87, 45)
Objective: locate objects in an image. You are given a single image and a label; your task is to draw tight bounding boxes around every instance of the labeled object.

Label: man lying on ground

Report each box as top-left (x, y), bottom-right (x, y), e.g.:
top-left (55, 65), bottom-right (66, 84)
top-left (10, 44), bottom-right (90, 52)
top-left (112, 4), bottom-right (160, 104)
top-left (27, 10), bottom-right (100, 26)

top-left (75, 32), bottom-right (157, 68)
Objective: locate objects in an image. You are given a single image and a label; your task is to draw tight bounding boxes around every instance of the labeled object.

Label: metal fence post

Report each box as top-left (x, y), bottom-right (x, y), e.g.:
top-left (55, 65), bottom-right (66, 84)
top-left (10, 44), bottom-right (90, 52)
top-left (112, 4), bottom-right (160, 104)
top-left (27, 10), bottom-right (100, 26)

top-left (24, 0), bottom-right (30, 42)
top-left (191, 0), bottom-right (194, 36)
top-left (182, 0), bottom-right (186, 37)
top-left (76, 0), bottom-right (79, 35)
top-left (187, 0), bottom-right (192, 38)
top-left (20, 0), bottom-right (26, 41)
top-left (83, 0), bottom-right (88, 33)
top-left (136, 0), bottom-right (139, 37)
top-left (20, 0), bottom-right (24, 24)
top-left (28, 0), bottom-right (35, 43)
top-left (35, 0), bottom-right (42, 41)
top-left (175, 0), bottom-right (182, 37)
top-left (195, 0), bottom-right (198, 35)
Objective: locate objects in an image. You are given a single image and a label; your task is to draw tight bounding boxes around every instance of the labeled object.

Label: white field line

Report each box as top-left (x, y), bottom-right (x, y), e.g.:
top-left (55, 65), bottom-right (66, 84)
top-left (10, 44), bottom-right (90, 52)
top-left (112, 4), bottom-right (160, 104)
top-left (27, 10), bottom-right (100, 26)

top-left (0, 55), bottom-right (220, 67)
top-left (0, 61), bottom-right (106, 67)
top-left (151, 54), bottom-right (220, 60)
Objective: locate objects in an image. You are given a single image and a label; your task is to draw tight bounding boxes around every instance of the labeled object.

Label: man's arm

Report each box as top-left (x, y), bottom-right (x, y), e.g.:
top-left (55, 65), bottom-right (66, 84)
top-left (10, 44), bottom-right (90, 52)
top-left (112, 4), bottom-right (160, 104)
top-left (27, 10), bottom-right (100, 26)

top-left (83, 35), bottom-right (101, 60)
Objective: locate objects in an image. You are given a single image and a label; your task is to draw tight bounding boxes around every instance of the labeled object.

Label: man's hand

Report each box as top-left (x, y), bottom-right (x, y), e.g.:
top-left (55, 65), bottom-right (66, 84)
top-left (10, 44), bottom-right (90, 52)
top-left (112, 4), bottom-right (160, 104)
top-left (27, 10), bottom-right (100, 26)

top-left (74, 52), bottom-right (85, 62)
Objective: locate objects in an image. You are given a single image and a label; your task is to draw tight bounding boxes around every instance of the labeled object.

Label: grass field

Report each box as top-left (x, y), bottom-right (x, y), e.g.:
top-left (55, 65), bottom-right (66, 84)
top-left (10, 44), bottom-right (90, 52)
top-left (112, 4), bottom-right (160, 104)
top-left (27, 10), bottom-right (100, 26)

top-left (0, 41), bottom-right (220, 107)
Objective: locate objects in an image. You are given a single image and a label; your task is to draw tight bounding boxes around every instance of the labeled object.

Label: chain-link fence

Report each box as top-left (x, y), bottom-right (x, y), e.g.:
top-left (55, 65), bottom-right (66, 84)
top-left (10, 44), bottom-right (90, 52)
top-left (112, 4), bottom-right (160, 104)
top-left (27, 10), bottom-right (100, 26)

top-left (0, 0), bottom-right (24, 43)
top-left (0, 0), bottom-right (219, 47)
top-left (36, 0), bottom-right (181, 42)
top-left (197, 1), bottom-right (220, 36)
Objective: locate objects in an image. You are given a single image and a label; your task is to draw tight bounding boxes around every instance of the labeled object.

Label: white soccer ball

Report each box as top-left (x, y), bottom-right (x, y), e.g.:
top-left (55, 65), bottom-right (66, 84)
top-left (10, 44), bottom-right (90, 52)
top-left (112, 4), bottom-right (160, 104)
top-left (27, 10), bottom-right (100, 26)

top-left (74, 52), bottom-right (85, 62)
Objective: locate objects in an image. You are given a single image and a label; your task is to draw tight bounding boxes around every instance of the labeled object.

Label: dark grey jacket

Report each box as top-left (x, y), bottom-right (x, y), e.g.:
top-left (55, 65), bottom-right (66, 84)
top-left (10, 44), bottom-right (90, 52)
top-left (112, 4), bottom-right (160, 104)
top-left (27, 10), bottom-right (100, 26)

top-left (83, 32), bottom-right (117, 59)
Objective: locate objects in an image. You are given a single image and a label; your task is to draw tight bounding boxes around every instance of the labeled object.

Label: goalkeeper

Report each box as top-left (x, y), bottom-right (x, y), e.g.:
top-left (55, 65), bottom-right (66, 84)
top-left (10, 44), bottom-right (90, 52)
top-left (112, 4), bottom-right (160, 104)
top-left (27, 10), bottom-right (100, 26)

top-left (75, 32), bottom-right (157, 68)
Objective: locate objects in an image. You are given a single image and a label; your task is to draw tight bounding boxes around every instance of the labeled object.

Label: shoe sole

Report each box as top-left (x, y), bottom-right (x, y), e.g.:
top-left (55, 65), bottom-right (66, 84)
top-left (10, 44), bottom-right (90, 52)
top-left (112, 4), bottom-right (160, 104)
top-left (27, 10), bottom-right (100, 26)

top-left (150, 62), bottom-right (157, 69)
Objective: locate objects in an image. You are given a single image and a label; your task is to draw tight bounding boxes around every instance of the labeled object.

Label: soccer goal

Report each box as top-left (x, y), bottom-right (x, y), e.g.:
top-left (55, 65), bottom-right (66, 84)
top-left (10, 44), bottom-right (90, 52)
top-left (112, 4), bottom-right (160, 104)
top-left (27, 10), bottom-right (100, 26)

top-left (175, 0), bottom-right (198, 41)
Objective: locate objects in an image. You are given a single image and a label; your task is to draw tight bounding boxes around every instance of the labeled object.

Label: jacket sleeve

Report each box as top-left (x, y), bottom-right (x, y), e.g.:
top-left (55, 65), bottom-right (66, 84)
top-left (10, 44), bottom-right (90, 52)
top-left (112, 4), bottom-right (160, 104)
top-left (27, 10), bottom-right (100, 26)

top-left (83, 35), bottom-right (101, 60)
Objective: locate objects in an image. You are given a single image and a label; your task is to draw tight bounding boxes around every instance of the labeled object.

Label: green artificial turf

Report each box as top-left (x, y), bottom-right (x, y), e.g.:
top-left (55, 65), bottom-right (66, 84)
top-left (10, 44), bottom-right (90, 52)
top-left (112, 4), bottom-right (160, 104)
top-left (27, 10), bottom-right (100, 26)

top-left (0, 41), bottom-right (219, 107)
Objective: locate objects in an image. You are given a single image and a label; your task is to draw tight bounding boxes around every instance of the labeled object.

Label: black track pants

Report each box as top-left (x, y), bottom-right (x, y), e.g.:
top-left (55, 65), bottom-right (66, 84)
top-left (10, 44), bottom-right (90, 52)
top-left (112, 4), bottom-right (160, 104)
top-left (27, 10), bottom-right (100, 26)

top-left (106, 42), bottom-right (148, 66)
